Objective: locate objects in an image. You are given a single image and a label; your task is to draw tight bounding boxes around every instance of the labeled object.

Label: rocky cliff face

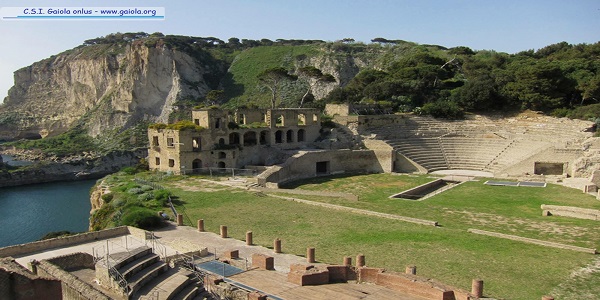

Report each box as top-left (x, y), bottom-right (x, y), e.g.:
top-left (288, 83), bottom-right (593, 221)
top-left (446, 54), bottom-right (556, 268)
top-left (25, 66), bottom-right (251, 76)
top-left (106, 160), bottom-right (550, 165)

top-left (0, 149), bottom-right (143, 187)
top-left (0, 41), bottom-right (224, 140)
top-left (0, 36), bottom-right (386, 143)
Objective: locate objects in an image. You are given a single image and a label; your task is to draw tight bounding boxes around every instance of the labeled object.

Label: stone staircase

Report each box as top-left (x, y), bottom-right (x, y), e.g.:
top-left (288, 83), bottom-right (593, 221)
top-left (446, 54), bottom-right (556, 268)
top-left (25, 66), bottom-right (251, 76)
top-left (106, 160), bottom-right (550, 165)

top-left (388, 138), bottom-right (448, 171)
top-left (96, 246), bottom-right (209, 300)
top-left (364, 114), bottom-right (594, 174)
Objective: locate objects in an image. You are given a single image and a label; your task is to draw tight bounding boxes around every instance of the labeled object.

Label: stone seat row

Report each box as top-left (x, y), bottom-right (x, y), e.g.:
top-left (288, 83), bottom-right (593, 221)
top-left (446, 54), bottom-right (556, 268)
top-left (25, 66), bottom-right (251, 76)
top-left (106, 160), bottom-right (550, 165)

top-left (97, 246), bottom-right (203, 299)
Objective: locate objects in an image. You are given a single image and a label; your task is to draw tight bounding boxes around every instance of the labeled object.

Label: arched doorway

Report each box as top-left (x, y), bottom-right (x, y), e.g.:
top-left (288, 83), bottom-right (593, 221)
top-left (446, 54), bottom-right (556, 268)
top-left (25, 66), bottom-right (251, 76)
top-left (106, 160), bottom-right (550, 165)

top-left (192, 159), bottom-right (202, 174)
top-left (297, 129), bottom-right (305, 142)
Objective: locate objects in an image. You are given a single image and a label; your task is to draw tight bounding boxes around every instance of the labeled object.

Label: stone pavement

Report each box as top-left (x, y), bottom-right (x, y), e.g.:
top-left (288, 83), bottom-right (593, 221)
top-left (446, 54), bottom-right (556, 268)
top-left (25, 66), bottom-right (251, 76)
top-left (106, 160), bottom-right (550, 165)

top-left (151, 222), bottom-right (310, 272)
top-left (11, 223), bottom-right (429, 300)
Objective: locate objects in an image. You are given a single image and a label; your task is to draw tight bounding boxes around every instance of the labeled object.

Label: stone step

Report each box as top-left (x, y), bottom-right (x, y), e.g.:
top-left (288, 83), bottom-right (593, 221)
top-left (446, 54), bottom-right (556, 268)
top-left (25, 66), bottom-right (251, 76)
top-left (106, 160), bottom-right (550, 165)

top-left (128, 261), bottom-right (169, 296)
top-left (120, 253), bottom-right (160, 281)
top-left (107, 246), bottom-right (153, 270)
top-left (156, 272), bottom-right (192, 300)
top-left (171, 282), bottom-right (202, 300)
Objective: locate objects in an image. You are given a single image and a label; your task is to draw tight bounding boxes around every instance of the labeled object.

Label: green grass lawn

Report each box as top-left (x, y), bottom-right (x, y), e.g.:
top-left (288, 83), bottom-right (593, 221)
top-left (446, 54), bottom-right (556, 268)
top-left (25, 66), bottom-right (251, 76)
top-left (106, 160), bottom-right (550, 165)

top-left (161, 174), bottom-right (600, 300)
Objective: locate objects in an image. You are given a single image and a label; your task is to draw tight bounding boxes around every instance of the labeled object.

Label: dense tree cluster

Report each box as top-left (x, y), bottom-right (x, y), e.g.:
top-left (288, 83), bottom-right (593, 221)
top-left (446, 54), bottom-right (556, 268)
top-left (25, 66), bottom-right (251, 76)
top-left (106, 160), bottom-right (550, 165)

top-left (323, 42), bottom-right (600, 118)
top-left (83, 32), bottom-right (325, 50)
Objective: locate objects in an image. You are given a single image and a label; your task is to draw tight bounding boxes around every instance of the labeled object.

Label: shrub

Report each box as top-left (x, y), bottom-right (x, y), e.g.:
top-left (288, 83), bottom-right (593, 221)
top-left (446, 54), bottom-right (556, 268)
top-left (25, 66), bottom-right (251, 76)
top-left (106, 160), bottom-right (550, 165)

top-left (421, 101), bottom-right (464, 119)
top-left (112, 198), bottom-right (126, 208)
top-left (39, 231), bottom-right (74, 240)
top-left (121, 167), bottom-right (138, 175)
top-left (120, 207), bottom-right (163, 229)
top-left (227, 121), bottom-right (240, 129)
top-left (567, 103), bottom-right (600, 120)
top-left (138, 192), bottom-right (154, 201)
top-left (551, 107), bottom-right (571, 118)
top-left (154, 189), bottom-right (171, 206)
top-left (166, 120), bottom-right (205, 131)
top-left (148, 123), bottom-right (168, 130)
top-left (321, 114), bottom-right (336, 128)
top-left (140, 185), bottom-right (154, 192)
top-left (127, 188), bottom-right (144, 195)
top-left (101, 193), bottom-right (114, 202)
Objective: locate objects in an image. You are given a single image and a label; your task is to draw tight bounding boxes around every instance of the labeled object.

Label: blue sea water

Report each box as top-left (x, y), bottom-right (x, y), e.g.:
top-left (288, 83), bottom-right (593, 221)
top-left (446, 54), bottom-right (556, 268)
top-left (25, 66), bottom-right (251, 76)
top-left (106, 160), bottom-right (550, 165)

top-left (0, 178), bottom-right (95, 248)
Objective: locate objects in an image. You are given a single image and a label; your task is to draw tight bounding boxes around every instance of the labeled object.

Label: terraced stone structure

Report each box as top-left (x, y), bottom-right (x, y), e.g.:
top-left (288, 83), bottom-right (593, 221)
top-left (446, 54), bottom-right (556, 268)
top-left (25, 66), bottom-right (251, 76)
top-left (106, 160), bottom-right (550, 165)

top-left (327, 104), bottom-right (595, 177)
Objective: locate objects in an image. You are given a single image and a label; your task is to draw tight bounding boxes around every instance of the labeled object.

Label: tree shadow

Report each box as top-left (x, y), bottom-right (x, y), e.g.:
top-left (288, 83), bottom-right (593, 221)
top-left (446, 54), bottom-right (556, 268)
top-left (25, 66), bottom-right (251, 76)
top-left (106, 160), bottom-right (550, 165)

top-left (220, 72), bottom-right (245, 103)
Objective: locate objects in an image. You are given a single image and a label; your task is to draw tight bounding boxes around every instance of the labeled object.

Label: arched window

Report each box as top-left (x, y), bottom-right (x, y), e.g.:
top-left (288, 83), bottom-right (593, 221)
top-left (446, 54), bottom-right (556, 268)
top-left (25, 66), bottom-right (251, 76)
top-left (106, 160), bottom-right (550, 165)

top-left (298, 114), bottom-right (306, 125)
top-left (243, 131), bottom-right (257, 146)
top-left (229, 132), bottom-right (240, 145)
top-left (276, 115), bottom-right (285, 127)
top-left (192, 137), bottom-right (201, 151)
top-left (275, 130), bottom-right (283, 143)
top-left (218, 161), bottom-right (226, 168)
top-left (260, 130), bottom-right (270, 145)
top-left (218, 152), bottom-right (226, 159)
top-left (297, 129), bottom-right (305, 142)
top-left (286, 130), bottom-right (294, 143)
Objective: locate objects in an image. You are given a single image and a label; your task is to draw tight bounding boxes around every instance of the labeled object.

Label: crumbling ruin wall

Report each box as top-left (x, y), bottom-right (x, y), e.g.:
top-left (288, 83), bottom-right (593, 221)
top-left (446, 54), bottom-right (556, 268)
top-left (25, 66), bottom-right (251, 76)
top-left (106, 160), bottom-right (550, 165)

top-left (257, 149), bottom-right (383, 186)
top-left (541, 204), bottom-right (600, 221)
top-left (37, 257), bottom-right (112, 300)
top-left (0, 257), bottom-right (62, 300)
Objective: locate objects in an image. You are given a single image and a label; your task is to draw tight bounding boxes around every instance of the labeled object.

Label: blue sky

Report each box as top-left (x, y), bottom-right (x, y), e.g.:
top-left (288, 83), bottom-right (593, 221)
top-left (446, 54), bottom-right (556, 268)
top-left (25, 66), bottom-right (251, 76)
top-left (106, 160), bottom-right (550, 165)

top-left (1, 0), bottom-right (599, 102)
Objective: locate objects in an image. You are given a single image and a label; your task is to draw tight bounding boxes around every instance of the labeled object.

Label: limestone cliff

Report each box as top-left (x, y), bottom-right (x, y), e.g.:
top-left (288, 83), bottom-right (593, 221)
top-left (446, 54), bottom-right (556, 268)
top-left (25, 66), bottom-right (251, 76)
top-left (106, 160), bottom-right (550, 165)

top-left (0, 41), bottom-right (225, 140)
top-left (0, 34), bottom-right (390, 143)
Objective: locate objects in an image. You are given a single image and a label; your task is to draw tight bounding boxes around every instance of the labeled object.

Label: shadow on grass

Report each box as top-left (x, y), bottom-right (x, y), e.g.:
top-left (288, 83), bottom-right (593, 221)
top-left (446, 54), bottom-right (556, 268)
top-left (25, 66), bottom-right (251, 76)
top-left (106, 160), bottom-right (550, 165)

top-left (279, 172), bottom-right (370, 189)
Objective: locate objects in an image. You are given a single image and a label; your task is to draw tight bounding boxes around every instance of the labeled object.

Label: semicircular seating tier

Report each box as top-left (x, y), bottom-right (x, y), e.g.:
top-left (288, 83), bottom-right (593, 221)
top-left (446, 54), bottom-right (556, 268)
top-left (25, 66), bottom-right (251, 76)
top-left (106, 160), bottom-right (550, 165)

top-left (367, 115), bottom-right (593, 175)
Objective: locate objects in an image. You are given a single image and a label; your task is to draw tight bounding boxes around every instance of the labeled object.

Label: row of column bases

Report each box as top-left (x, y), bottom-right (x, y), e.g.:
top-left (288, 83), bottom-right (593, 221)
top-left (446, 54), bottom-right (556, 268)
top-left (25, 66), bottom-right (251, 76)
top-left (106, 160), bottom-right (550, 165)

top-left (180, 216), bottom-right (555, 300)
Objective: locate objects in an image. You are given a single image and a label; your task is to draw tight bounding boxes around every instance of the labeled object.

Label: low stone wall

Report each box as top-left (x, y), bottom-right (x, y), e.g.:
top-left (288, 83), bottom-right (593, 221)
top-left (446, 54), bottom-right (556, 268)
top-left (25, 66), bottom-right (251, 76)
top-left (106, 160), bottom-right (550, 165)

top-left (254, 187), bottom-right (359, 201)
top-left (287, 264), bottom-right (330, 286)
top-left (376, 272), bottom-right (455, 300)
top-left (468, 228), bottom-right (597, 254)
top-left (269, 194), bottom-right (438, 226)
top-left (541, 204), bottom-right (600, 221)
top-left (332, 114), bottom-right (407, 130)
top-left (0, 227), bottom-right (129, 258)
top-left (37, 258), bottom-right (111, 300)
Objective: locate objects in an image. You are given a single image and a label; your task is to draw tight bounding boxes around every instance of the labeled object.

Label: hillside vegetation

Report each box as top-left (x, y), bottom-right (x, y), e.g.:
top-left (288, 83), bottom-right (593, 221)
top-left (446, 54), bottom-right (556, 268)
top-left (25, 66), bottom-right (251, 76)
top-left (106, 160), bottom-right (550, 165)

top-left (80, 33), bottom-right (600, 118)
top-left (2, 33), bottom-right (599, 156)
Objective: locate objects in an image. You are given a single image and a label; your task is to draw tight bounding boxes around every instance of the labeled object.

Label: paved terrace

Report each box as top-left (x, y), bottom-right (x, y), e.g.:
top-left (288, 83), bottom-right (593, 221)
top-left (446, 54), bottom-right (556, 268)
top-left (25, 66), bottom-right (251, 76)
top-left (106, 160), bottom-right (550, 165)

top-left (10, 224), bottom-right (427, 300)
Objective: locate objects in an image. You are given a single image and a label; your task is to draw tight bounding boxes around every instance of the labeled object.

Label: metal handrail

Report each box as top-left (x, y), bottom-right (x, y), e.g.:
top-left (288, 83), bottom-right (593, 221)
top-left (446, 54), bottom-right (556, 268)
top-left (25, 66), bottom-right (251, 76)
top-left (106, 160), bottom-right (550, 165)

top-left (147, 232), bottom-right (168, 260)
top-left (108, 265), bottom-right (131, 295)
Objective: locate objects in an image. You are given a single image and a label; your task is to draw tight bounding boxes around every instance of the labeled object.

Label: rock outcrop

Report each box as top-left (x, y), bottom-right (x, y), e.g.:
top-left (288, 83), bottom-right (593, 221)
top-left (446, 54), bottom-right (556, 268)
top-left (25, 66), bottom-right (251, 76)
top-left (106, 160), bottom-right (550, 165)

top-left (0, 149), bottom-right (143, 187)
top-left (0, 41), bottom-right (226, 140)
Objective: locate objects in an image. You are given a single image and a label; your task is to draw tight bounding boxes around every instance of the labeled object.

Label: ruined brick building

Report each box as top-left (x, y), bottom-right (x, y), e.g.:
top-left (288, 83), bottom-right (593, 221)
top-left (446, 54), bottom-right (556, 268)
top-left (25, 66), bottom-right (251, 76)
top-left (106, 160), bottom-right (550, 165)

top-left (147, 108), bottom-right (322, 173)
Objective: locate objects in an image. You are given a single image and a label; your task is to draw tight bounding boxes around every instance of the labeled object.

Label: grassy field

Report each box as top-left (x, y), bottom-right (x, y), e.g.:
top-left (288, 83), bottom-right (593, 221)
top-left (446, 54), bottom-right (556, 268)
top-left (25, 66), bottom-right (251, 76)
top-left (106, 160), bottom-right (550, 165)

top-left (159, 173), bottom-right (600, 299)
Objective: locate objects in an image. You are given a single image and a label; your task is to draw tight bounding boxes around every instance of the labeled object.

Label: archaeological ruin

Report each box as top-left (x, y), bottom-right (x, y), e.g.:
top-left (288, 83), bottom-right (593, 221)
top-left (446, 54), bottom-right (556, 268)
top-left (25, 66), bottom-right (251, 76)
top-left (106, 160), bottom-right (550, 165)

top-left (149, 104), bottom-right (599, 190)
top-left (2, 104), bottom-right (597, 300)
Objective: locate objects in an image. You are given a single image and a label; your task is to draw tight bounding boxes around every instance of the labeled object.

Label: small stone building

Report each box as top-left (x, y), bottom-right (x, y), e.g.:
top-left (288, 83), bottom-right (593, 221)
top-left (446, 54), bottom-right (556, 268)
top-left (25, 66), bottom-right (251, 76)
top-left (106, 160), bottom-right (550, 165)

top-left (148, 108), bottom-right (321, 173)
